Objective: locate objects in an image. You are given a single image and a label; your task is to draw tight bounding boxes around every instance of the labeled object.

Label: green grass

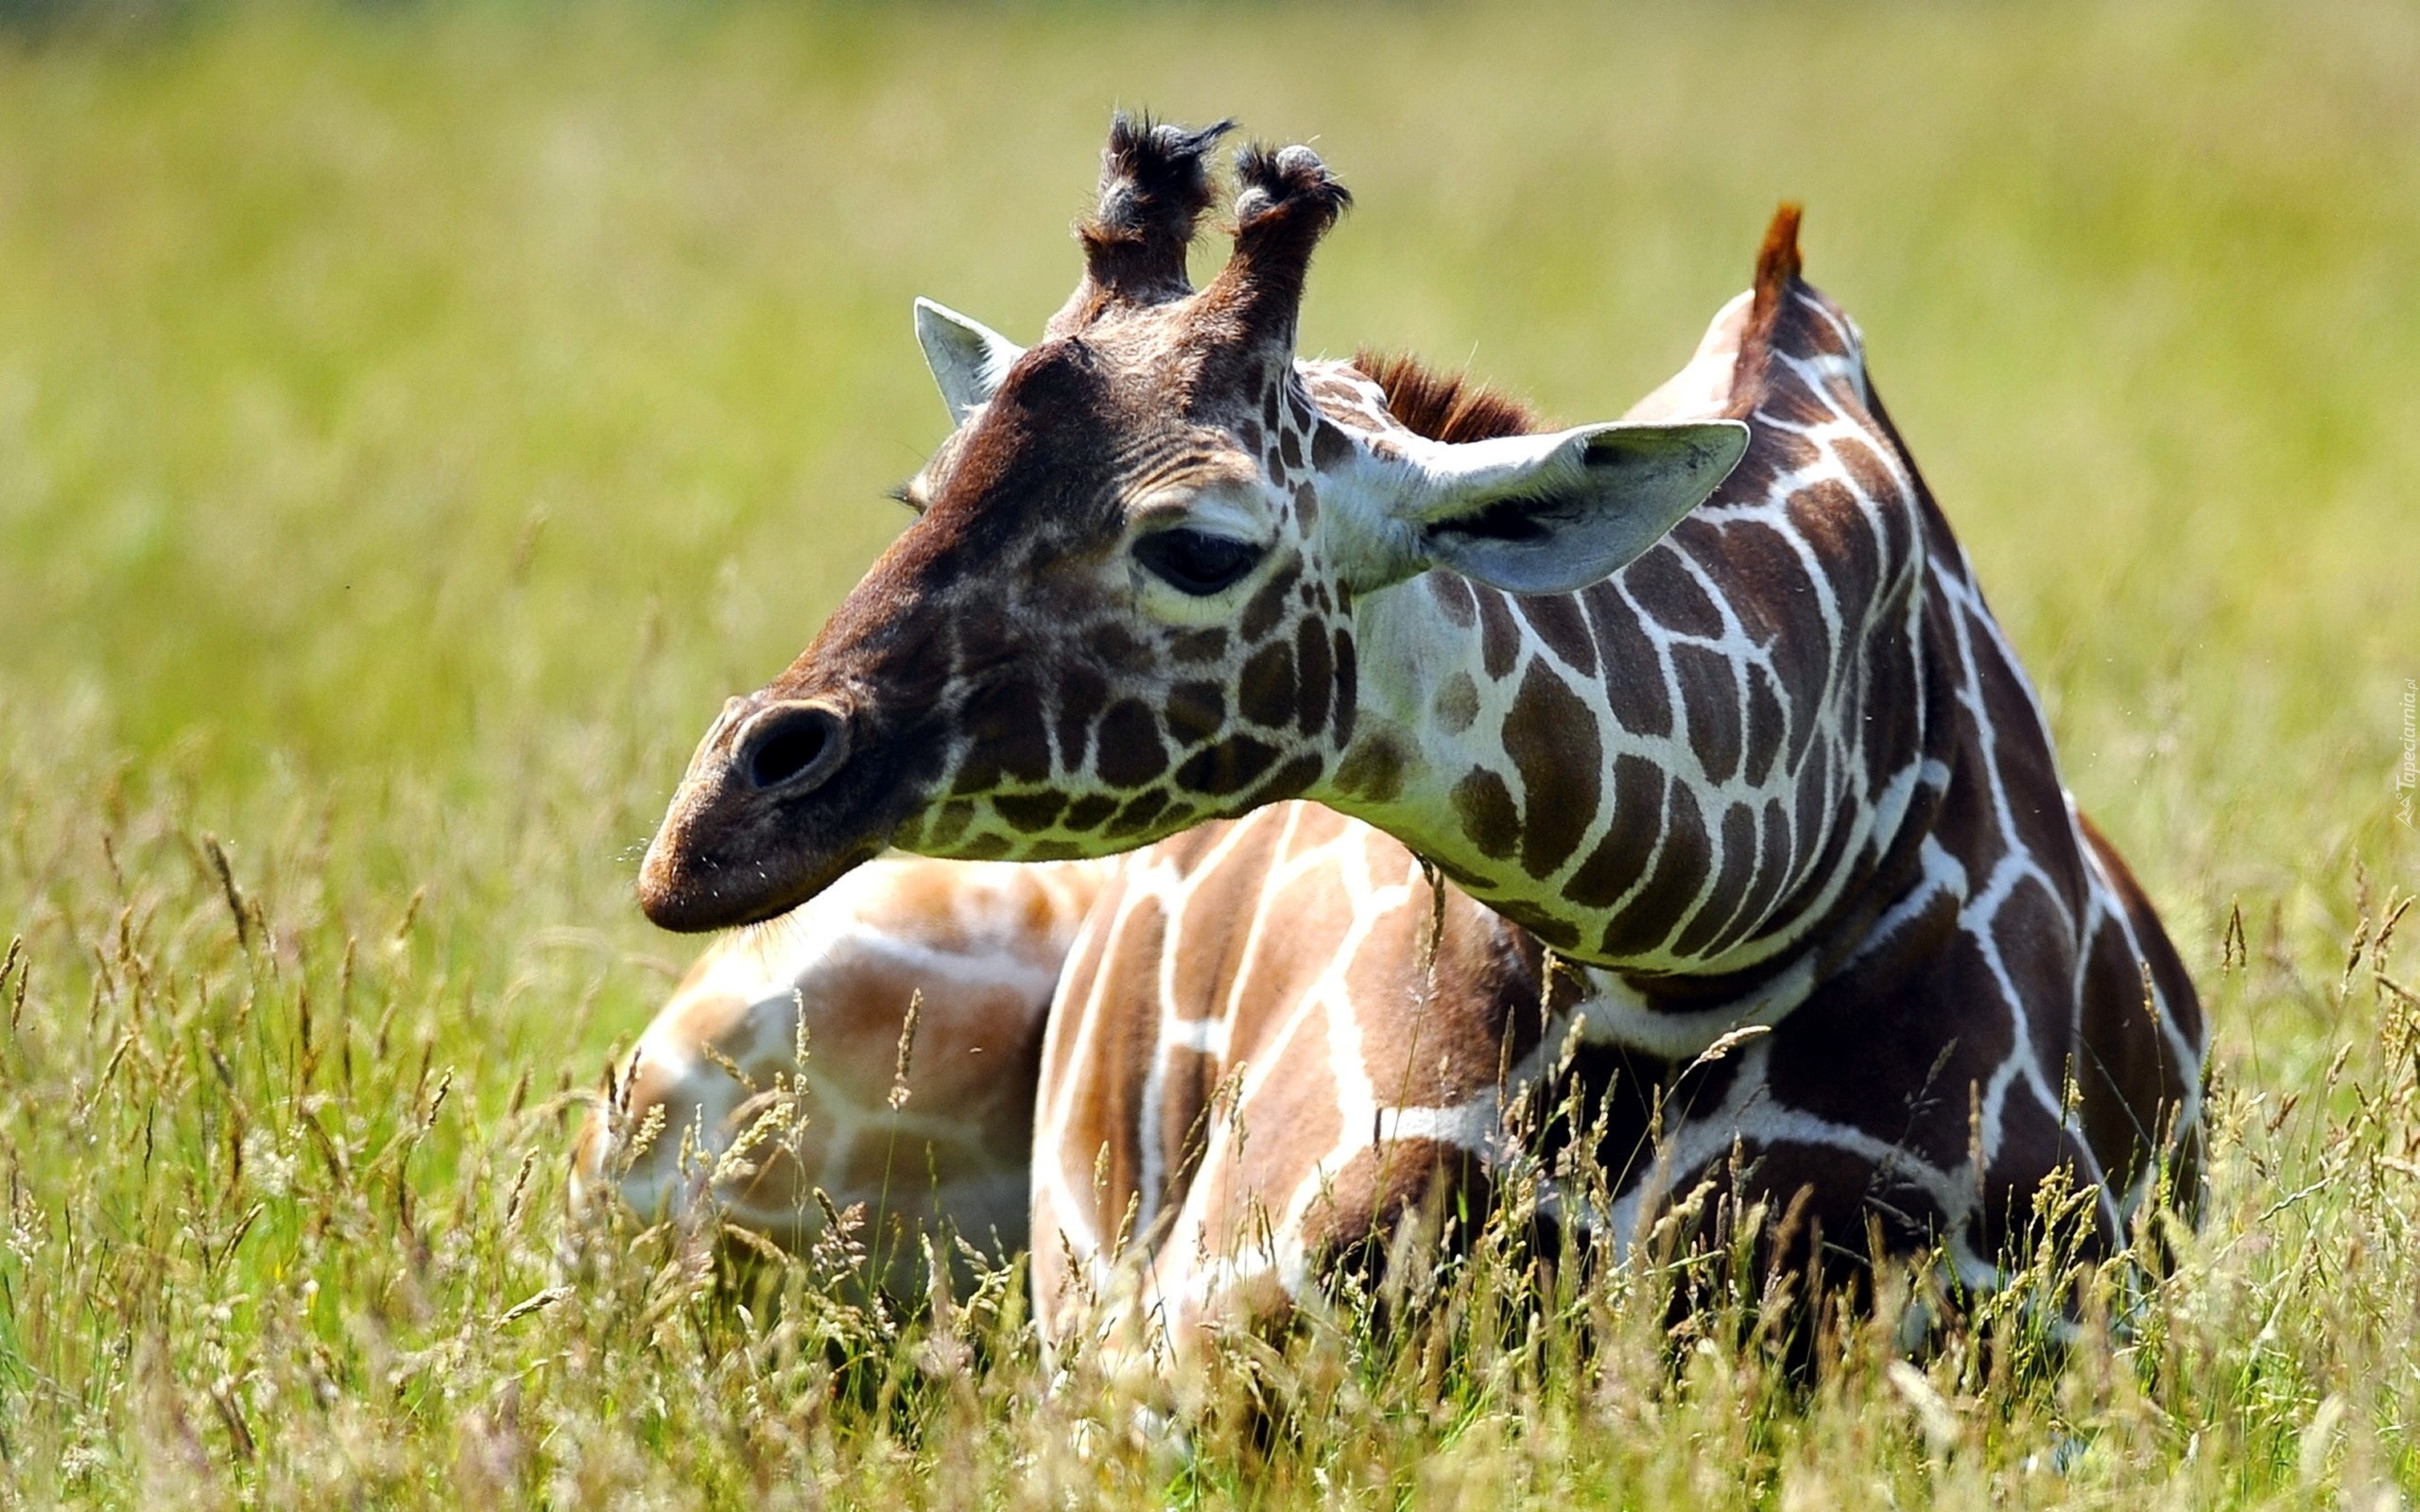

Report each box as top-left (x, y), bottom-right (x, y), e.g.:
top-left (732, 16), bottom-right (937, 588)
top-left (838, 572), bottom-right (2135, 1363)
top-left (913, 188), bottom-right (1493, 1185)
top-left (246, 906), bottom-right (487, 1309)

top-left (1, 1), bottom-right (2416, 1503)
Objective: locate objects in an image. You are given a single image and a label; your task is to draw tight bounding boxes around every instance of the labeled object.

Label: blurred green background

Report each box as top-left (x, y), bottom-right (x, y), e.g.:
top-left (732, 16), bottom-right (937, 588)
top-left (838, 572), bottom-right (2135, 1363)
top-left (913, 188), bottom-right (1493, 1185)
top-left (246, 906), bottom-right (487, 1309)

top-left (2, 0), bottom-right (2414, 1052)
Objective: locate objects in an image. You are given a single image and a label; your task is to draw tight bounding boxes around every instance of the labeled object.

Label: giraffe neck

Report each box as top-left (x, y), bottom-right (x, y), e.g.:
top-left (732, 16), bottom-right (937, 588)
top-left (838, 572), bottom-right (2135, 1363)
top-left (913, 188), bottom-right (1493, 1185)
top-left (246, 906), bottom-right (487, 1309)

top-left (1316, 280), bottom-right (1944, 982)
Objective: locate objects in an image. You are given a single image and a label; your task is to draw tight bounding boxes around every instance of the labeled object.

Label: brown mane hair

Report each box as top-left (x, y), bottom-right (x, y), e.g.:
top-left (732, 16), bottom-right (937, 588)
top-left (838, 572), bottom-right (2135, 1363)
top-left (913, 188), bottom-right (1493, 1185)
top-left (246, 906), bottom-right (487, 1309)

top-left (1352, 349), bottom-right (1544, 442)
top-left (1727, 202), bottom-right (1804, 418)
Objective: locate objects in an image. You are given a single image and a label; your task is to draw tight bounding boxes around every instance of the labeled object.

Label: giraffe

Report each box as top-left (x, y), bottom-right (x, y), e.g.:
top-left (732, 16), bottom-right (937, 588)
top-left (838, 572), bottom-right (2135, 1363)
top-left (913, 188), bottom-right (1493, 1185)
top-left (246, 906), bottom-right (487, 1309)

top-left (585, 799), bottom-right (1535, 1347)
top-left (626, 115), bottom-right (2204, 1341)
top-left (570, 851), bottom-right (1110, 1290)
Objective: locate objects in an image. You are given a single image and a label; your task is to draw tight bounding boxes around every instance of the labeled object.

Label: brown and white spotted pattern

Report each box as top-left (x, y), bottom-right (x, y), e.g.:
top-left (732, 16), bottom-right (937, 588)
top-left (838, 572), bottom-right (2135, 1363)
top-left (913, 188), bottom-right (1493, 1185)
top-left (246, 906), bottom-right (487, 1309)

top-left (1028, 801), bottom-right (1538, 1354)
top-left (1032, 782), bottom-right (2200, 1362)
top-left (571, 853), bottom-right (1109, 1289)
top-left (625, 116), bottom-right (2204, 1339)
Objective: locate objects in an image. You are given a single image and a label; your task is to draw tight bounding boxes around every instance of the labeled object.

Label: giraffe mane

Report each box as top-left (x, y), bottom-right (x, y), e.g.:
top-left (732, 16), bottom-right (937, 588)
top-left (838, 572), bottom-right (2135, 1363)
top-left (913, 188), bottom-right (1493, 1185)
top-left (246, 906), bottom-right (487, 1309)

top-left (1351, 349), bottom-right (1546, 442)
top-left (1727, 202), bottom-right (1806, 419)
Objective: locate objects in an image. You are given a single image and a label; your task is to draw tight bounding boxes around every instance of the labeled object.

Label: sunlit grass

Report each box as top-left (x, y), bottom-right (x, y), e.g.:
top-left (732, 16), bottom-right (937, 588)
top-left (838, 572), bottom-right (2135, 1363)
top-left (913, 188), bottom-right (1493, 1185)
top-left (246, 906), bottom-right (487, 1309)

top-left (0, 1), bottom-right (2415, 1504)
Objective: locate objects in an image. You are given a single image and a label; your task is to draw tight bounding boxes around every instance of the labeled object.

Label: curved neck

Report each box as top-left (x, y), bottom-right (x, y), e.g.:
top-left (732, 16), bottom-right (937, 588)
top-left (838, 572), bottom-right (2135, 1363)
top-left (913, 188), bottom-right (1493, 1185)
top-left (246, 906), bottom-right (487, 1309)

top-left (1318, 456), bottom-right (1936, 980)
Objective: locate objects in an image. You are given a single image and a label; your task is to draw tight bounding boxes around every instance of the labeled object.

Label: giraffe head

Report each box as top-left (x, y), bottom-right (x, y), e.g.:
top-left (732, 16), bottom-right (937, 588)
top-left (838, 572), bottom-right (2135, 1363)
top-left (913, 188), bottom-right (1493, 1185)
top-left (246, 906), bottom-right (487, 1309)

top-left (639, 115), bottom-right (1747, 932)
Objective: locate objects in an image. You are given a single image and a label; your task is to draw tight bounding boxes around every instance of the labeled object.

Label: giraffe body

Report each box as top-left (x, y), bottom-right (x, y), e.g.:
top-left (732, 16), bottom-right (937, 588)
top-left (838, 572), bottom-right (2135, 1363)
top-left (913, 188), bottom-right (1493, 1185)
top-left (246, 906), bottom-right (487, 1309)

top-left (572, 853), bottom-right (1108, 1287)
top-left (615, 117), bottom-right (2204, 1343)
top-left (594, 785), bottom-right (2192, 1352)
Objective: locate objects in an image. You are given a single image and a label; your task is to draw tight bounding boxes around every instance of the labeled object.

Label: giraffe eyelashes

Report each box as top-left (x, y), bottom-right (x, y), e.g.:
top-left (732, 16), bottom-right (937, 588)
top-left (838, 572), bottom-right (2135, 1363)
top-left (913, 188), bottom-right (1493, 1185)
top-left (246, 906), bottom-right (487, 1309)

top-left (1132, 528), bottom-right (1264, 596)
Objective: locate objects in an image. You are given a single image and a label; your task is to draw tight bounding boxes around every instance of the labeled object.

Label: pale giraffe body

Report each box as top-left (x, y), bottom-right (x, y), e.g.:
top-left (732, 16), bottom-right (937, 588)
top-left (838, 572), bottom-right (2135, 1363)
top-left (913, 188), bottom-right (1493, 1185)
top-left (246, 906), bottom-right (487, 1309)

top-left (618, 116), bottom-right (2204, 1343)
top-left (572, 853), bottom-right (1109, 1288)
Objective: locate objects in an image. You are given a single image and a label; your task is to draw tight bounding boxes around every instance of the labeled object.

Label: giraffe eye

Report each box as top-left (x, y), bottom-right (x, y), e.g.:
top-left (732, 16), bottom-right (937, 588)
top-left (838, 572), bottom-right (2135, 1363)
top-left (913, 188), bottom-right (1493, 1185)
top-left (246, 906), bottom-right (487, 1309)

top-left (1133, 528), bottom-right (1263, 596)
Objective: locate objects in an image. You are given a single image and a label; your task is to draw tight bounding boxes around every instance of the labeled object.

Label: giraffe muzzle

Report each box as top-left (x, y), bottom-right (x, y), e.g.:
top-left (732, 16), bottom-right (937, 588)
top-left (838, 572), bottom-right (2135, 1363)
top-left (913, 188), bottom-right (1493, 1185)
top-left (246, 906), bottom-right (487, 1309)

top-left (733, 700), bottom-right (852, 797)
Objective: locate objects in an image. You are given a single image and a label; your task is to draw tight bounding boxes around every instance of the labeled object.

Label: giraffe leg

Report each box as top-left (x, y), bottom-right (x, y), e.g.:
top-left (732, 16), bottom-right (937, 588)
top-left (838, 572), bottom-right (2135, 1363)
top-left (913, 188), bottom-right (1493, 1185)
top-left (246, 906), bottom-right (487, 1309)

top-left (570, 854), bottom-right (1109, 1295)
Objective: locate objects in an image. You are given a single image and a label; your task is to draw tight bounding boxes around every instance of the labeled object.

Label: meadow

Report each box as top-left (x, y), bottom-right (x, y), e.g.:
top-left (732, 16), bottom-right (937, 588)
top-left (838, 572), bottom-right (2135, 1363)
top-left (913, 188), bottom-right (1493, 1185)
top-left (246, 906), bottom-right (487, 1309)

top-left (0, 1), bottom-right (2416, 1503)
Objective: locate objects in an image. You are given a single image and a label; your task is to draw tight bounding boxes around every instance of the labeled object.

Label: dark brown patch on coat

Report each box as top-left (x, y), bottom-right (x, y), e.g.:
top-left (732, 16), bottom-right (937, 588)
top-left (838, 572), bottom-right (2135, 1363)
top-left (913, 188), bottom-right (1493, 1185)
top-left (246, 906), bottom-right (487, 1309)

top-left (1502, 661), bottom-right (1599, 878)
top-left (1737, 795), bottom-right (1796, 925)
top-left (1672, 643), bottom-right (1743, 785)
top-left (1789, 479), bottom-right (1879, 623)
top-left (955, 680), bottom-right (1056, 792)
top-left (2005, 885), bottom-right (2085, 1079)
top-left (1103, 787), bottom-right (1169, 838)
top-left (1834, 434), bottom-right (1901, 507)
top-left (1474, 588), bottom-right (1522, 680)
top-left (1310, 421), bottom-right (1353, 471)
top-left (1295, 616), bottom-right (1333, 734)
top-left (1095, 700), bottom-right (1168, 787)
top-left (1758, 424), bottom-right (1823, 477)
top-left (1329, 732), bottom-right (1405, 803)
top-left (1170, 627), bottom-right (1230, 663)
top-left (1974, 1090), bottom-right (2114, 1255)
top-left (1435, 672), bottom-right (1480, 734)
top-left (1062, 793), bottom-right (1118, 833)
top-left (1582, 581), bottom-right (1671, 739)
top-left (1672, 801), bottom-right (1759, 958)
top-left (924, 799), bottom-right (976, 851)
top-left (1237, 640), bottom-right (1298, 729)
top-left (1929, 726), bottom-right (2010, 880)
top-left (1176, 734), bottom-right (1282, 796)
top-left (1055, 665), bottom-right (1109, 771)
top-left (1626, 545), bottom-right (1725, 640)
top-left (1597, 779), bottom-right (1709, 958)
top-left (1332, 630), bottom-right (1357, 744)
top-left (1427, 573), bottom-right (1477, 628)
top-left (1725, 521), bottom-right (1831, 765)
top-left (1088, 621), bottom-right (1153, 674)
top-left (2072, 813), bottom-right (2203, 1194)
top-left (1742, 1137), bottom-right (1949, 1261)
top-left (1973, 639), bottom-right (2087, 906)
top-left (1167, 680), bottom-right (1227, 746)
top-left (1564, 753), bottom-right (1663, 908)
top-left (1526, 915), bottom-right (1582, 950)
top-left (1257, 751), bottom-right (1325, 804)
top-left (994, 791), bottom-right (1069, 833)
top-left (1241, 562), bottom-right (1301, 642)
top-left (1741, 667), bottom-right (1788, 788)
top-left (1450, 768), bottom-right (1520, 860)
top-left (1518, 593), bottom-right (1596, 677)
top-left (1293, 480), bottom-right (1320, 528)
top-left (1769, 783), bottom-right (1867, 941)
top-left (958, 832), bottom-right (1013, 861)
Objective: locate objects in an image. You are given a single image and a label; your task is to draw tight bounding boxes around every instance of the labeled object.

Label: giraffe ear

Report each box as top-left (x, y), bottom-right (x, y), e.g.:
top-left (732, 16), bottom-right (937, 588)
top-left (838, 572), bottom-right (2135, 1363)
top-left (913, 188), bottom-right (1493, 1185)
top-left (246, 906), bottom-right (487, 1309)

top-left (913, 298), bottom-right (1026, 425)
top-left (1393, 420), bottom-right (1750, 595)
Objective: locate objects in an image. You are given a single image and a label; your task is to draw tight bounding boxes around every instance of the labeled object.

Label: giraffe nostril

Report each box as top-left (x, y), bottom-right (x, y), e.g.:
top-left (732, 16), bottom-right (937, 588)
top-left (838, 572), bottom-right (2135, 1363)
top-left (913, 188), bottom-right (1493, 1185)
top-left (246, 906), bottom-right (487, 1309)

top-left (736, 703), bottom-right (849, 795)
